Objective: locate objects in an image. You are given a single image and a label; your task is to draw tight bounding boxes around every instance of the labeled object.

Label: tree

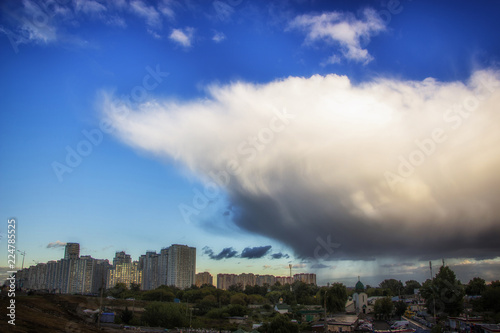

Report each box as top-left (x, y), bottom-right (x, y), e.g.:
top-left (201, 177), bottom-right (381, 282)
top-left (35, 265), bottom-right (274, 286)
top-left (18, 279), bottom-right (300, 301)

top-left (293, 281), bottom-right (319, 305)
top-left (121, 306), bottom-right (133, 324)
top-left (266, 291), bottom-right (282, 304)
top-left (244, 284), bottom-right (267, 296)
top-left (466, 277), bottom-right (486, 296)
top-left (366, 287), bottom-right (384, 297)
top-left (109, 283), bottom-right (128, 298)
top-left (420, 266), bottom-right (464, 317)
top-left (230, 293), bottom-right (248, 306)
top-left (228, 304), bottom-right (247, 317)
top-left (142, 289), bottom-right (175, 302)
top-left (319, 283), bottom-right (348, 314)
top-left (130, 282), bottom-right (141, 292)
top-left (404, 280), bottom-right (421, 295)
top-left (260, 314), bottom-right (299, 333)
top-left (379, 279), bottom-right (404, 296)
top-left (374, 297), bottom-right (394, 320)
top-left (228, 283), bottom-right (243, 293)
top-left (196, 295), bottom-right (217, 315)
top-left (395, 301), bottom-right (407, 317)
top-left (480, 281), bottom-right (500, 313)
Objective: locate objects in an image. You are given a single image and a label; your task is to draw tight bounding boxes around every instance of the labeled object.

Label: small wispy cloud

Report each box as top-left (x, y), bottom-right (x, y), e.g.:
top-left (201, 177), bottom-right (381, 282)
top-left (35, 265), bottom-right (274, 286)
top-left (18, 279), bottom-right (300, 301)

top-left (158, 0), bottom-right (175, 20)
top-left (169, 27), bottom-right (194, 47)
top-left (47, 240), bottom-right (66, 248)
top-left (212, 0), bottom-right (235, 21)
top-left (74, 0), bottom-right (107, 16)
top-left (130, 0), bottom-right (162, 29)
top-left (212, 31), bottom-right (226, 43)
top-left (289, 8), bottom-right (386, 64)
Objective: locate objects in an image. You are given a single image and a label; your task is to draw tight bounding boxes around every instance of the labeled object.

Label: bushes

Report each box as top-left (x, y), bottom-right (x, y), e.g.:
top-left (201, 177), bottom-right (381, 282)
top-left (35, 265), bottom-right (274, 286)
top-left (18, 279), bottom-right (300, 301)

top-left (142, 302), bottom-right (188, 328)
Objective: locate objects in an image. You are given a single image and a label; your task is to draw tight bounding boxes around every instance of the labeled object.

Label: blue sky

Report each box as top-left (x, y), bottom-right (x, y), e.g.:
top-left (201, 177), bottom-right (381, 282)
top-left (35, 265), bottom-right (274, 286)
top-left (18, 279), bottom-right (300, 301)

top-left (1, 0), bottom-right (500, 287)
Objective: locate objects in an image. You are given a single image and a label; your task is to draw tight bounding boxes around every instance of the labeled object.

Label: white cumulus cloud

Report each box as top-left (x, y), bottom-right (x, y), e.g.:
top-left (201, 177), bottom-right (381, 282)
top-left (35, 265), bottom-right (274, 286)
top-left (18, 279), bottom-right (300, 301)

top-left (169, 27), bottom-right (194, 47)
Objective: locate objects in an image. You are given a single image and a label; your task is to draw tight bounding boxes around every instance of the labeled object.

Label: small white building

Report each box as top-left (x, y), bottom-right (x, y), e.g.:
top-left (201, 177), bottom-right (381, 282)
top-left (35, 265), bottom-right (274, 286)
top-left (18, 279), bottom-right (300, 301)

top-left (348, 277), bottom-right (368, 314)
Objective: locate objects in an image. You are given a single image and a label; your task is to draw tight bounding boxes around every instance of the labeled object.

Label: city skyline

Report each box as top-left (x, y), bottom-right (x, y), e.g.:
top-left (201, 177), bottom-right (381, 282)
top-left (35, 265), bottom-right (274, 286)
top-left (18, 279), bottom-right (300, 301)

top-left (3, 239), bottom-right (497, 289)
top-left (1, 0), bottom-right (500, 289)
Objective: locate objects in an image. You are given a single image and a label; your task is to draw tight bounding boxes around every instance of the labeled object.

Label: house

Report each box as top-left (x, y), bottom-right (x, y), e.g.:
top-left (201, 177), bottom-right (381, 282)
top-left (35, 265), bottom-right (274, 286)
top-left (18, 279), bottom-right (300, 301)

top-left (100, 312), bottom-right (115, 323)
top-left (228, 316), bottom-right (247, 324)
top-left (448, 316), bottom-right (484, 332)
top-left (298, 309), bottom-right (324, 322)
top-left (327, 314), bottom-right (359, 332)
top-left (274, 303), bottom-right (292, 314)
top-left (479, 324), bottom-right (500, 333)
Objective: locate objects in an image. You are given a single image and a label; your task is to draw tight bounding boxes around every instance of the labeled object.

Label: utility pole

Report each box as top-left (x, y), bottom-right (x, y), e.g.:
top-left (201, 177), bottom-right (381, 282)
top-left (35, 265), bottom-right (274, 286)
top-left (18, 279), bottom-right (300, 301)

top-left (429, 261), bottom-right (436, 324)
top-left (98, 275), bottom-right (104, 329)
top-left (324, 288), bottom-right (328, 332)
top-left (17, 250), bottom-right (26, 269)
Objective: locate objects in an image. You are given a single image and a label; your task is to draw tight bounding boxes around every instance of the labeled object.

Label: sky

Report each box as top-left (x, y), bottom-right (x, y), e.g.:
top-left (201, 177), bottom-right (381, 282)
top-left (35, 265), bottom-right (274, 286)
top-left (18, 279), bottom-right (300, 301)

top-left (1, 0), bottom-right (500, 287)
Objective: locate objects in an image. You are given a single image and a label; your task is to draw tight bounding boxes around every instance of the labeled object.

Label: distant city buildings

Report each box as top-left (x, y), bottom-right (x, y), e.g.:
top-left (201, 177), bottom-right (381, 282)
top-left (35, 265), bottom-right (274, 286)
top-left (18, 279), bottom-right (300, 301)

top-left (15, 242), bottom-right (197, 294)
top-left (216, 272), bottom-right (317, 290)
top-left (294, 273), bottom-right (317, 285)
top-left (16, 250), bottom-right (110, 294)
top-left (13, 242), bottom-right (314, 294)
top-left (195, 272), bottom-right (214, 287)
top-left (107, 256), bottom-right (142, 289)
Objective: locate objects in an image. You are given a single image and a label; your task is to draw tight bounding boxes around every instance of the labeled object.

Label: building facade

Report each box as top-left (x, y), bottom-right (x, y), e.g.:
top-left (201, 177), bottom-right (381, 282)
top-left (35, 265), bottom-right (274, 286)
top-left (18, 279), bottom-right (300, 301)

top-left (217, 272), bottom-right (317, 290)
top-left (14, 242), bottom-right (197, 294)
top-left (195, 272), bottom-right (213, 287)
top-left (64, 243), bottom-right (80, 260)
top-left (167, 244), bottom-right (196, 289)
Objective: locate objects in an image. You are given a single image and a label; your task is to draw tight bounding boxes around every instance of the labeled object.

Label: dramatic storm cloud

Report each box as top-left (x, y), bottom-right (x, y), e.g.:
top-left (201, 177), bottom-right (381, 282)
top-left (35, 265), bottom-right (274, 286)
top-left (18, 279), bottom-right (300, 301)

top-left (102, 69), bottom-right (500, 262)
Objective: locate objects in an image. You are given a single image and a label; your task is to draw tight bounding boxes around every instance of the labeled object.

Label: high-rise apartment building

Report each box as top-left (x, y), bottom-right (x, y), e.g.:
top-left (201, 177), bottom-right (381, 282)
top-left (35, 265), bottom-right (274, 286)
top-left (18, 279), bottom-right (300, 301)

top-left (217, 273), bottom-right (238, 290)
top-left (167, 244), bottom-right (196, 289)
top-left (216, 273), bottom-right (316, 290)
top-left (64, 243), bottom-right (80, 260)
top-left (139, 251), bottom-right (159, 290)
top-left (108, 251), bottom-right (141, 289)
top-left (195, 272), bottom-right (213, 287)
top-left (16, 254), bottom-right (110, 294)
top-left (294, 273), bottom-right (316, 285)
top-left (113, 251), bottom-right (131, 266)
top-left (256, 274), bottom-right (276, 286)
top-left (158, 248), bottom-right (169, 287)
top-left (15, 243), bottom-right (197, 293)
